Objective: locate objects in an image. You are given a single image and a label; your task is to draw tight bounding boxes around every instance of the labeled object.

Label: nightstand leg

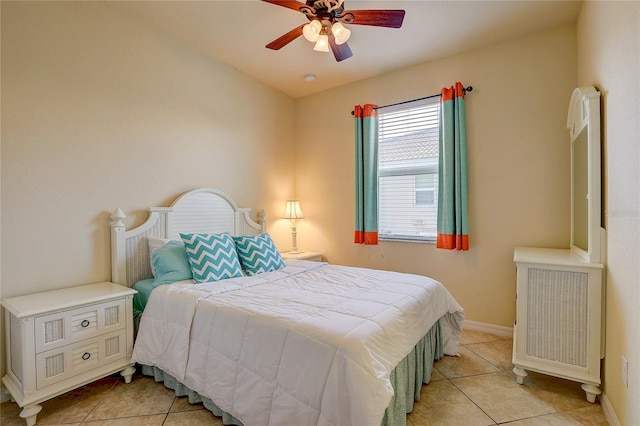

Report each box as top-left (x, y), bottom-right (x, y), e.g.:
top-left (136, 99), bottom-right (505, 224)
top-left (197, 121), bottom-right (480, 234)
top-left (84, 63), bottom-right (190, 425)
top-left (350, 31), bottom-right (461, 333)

top-left (20, 404), bottom-right (42, 426)
top-left (120, 365), bottom-right (136, 384)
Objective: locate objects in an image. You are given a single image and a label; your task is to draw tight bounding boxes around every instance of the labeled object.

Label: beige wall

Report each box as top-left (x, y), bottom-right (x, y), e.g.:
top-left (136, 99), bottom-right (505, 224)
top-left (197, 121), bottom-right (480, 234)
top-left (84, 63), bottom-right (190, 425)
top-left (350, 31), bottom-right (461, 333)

top-left (1, 1), bottom-right (296, 295)
top-left (577, 1), bottom-right (640, 423)
top-left (0, 1), bottom-right (295, 378)
top-left (295, 25), bottom-right (577, 328)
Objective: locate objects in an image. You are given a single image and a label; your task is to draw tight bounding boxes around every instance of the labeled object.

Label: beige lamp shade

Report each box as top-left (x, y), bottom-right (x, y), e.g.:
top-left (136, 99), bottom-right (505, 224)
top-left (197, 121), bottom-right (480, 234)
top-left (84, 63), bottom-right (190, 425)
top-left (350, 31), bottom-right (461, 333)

top-left (282, 200), bottom-right (305, 219)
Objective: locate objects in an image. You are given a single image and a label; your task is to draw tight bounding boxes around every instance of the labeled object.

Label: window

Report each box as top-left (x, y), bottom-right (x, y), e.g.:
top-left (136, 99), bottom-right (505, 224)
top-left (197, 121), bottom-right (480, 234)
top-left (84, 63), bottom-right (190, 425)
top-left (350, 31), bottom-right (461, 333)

top-left (377, 97), bottom-right (440, 242)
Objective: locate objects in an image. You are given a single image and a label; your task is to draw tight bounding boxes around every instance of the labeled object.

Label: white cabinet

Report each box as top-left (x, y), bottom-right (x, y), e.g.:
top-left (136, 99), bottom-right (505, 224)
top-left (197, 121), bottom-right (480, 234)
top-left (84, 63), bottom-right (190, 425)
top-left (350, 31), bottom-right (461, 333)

top-left (512, 247), bottom-right (604, 402)
top-left (2, 282), bottom-right (137, 426)
top-left (511, 86), bottom-right (606, 403)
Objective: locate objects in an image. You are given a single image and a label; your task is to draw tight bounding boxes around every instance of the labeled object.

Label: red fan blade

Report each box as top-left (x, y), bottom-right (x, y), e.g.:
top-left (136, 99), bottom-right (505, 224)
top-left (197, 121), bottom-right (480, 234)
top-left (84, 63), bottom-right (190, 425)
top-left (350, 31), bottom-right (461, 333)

top-left (346, 10), bottom-right (405, 28)
top-left (328, 32), bottom-right (353, 62)
top-left (261, 0), bottom-right (308, 12)
top-left (266, 24), bottom-right (305, 50)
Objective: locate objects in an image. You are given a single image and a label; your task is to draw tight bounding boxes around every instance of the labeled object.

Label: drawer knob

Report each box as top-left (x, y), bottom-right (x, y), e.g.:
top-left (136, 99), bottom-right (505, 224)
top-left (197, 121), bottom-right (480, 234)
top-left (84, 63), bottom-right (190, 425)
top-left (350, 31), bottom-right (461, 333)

top-left (82, 352), bottom-right (91, 360)
top-left (81, 320), bottom-right (90, 328)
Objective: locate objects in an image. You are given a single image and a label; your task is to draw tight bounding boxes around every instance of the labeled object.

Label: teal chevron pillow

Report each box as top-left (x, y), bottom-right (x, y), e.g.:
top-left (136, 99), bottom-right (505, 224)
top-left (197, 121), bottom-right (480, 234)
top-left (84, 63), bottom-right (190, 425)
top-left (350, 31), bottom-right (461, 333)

top-left (233, 233), bottom-right (286, 276)
top-left (180, 233), bottom-right (244, 283)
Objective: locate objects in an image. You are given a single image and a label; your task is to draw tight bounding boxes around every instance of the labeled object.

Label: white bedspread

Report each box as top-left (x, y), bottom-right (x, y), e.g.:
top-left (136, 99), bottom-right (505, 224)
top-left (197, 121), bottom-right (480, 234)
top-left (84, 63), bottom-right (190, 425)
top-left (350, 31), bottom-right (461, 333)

top-left (132, 260), bottom-right (464, 426)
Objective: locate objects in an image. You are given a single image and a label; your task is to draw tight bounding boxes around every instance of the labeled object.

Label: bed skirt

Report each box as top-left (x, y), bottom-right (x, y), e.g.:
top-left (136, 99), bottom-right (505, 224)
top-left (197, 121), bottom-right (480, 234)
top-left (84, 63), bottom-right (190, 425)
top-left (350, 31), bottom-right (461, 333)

top-left (140, 319), bottom-right (443, 426)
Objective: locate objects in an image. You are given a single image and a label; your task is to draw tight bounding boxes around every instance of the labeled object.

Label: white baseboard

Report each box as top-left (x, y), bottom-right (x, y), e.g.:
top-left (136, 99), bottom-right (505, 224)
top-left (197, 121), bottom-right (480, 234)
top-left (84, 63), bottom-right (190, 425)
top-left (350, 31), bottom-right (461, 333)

top-left (600, 392), bottom-right (620, 426)
top-left (462, 319), bottom-right (513, 338)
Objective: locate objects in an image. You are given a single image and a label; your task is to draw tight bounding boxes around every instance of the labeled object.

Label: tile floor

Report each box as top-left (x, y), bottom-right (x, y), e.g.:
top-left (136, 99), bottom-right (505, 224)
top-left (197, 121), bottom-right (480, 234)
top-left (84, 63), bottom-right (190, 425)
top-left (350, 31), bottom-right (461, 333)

top-left (0, 329), bottom-right (608, 425)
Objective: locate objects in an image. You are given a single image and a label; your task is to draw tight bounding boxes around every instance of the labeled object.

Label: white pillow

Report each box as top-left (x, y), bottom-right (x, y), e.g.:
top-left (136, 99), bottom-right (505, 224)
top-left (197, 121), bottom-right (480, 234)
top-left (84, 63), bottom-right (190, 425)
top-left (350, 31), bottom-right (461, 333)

top-left (147, 236), bottom-right (173, 277)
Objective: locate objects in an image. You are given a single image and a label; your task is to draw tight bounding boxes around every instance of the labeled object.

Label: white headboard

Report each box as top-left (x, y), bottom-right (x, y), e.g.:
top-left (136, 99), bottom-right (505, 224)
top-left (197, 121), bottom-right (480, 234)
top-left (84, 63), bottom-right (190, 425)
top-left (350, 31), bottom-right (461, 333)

top-left (110, 188), bottom-right (266, 287)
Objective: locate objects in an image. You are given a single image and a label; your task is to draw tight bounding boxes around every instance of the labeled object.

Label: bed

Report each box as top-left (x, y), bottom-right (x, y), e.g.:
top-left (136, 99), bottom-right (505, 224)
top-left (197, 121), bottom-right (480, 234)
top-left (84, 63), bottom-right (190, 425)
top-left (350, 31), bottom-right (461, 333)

top-left (110, 188), bottom-right (464, 426)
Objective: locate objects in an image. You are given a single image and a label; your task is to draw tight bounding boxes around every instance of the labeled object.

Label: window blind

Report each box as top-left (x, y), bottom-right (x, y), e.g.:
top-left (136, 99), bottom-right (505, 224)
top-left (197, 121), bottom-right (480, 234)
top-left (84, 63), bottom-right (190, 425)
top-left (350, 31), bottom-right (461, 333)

top-left (378, 97), bottom-right (440, 242)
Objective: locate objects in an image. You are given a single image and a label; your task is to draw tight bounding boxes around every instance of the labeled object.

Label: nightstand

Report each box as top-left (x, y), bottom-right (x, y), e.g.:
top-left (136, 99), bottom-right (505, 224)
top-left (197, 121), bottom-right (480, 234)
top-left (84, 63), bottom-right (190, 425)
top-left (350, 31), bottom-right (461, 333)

top-left (281, 251), bottom-right (324, 262)
top-left (1, 282), bottom-right (137, 426)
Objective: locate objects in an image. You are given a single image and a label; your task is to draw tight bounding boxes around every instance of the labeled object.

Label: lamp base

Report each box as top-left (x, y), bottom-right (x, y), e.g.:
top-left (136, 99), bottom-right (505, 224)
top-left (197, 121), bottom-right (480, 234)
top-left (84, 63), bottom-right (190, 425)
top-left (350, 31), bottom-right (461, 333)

top-left (288, 250), bottom-right (304, 255)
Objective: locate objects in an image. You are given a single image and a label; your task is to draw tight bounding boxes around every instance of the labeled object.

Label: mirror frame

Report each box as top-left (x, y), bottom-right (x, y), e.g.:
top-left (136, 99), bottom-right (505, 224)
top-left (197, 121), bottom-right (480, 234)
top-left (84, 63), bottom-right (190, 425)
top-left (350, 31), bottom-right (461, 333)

top-left (567, 86), bottom-right (604, 264)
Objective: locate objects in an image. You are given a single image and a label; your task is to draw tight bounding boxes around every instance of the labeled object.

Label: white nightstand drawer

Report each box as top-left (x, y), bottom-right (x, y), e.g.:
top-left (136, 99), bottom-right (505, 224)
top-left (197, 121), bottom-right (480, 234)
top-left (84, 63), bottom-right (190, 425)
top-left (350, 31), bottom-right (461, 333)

top-left (35, 299), bottom-right (126, 353)
top-left (36, 329), bottom-right (127, 390)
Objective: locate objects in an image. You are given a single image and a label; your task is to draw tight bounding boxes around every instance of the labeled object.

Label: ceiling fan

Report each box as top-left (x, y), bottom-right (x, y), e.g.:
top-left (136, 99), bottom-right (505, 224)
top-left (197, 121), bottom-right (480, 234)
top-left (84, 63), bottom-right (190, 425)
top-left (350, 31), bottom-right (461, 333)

top-left (262, 0), bottom-right (405, 62)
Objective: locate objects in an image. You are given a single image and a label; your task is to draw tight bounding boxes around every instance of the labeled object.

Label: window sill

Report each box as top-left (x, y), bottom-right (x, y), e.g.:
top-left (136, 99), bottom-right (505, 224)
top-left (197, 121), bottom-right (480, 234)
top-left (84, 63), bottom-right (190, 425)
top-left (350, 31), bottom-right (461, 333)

top-left (379, 236), bottom-right (436, 244)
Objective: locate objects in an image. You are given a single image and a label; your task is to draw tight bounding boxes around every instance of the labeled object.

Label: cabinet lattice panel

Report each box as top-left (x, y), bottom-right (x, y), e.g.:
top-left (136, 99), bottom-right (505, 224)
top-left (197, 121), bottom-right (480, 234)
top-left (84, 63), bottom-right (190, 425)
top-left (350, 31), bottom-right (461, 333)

top-left (526, 268), bottom-right (589, 367)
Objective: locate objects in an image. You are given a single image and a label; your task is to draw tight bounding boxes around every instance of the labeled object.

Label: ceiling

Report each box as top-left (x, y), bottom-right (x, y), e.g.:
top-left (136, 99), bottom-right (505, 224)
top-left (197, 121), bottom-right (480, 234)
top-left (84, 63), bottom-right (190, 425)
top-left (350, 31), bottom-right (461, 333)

top-left (110, 0), bottom-right (582, 99)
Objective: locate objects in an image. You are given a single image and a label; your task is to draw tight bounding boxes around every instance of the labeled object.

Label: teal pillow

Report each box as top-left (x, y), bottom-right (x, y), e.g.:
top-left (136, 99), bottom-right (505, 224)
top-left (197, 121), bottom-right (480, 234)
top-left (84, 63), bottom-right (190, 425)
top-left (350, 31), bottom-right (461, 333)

top-left (180, 233), bottom-right (244, 283)
top-left (151, 241), bottom-right (192, 284)
top-left (233, 233), bottom-right (286, 276)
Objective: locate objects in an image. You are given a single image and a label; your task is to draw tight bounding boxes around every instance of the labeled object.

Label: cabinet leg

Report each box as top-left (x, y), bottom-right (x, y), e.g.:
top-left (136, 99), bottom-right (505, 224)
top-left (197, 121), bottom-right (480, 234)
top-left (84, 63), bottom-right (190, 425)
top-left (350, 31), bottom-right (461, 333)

top-left (513, 366), bottom-right (528, 384)
top-left (120, 365), bottom-right (136, 384)
top-left (581, 383), bottom-right (601, 403)
top-left (20, 404), bottom-right (42, 426)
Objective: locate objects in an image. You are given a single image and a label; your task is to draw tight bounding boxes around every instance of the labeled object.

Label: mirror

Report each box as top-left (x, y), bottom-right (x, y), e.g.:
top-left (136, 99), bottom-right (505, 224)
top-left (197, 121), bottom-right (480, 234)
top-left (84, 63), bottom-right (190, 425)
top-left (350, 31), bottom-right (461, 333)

top-left (567, 86), bottom-right (604, 264)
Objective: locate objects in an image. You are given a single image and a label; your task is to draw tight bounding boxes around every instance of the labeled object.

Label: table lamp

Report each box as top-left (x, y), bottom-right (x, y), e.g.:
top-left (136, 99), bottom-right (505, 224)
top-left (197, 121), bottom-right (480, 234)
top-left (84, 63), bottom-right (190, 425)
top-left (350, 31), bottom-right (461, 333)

top-left (282, 200), bottom-right (304, 253)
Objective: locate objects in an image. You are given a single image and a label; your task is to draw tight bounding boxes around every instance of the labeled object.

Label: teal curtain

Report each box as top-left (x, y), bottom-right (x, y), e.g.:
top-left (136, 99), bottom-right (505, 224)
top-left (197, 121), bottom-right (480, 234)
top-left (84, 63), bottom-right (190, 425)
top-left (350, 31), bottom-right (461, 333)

top-left (354, 104), bottom-right (379, 245)
top-left (437, 82), bottom-right (469, 250)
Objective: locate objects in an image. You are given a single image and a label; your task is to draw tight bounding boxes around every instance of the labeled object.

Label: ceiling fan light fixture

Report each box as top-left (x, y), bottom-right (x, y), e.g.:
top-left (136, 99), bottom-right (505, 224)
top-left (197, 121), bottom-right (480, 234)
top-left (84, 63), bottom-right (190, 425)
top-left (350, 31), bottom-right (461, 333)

top-left (313, 33), bottom-right (330, 52)
top-left (331, 22), bottom-right (351, 45)
top-left (302, 19), bottom-right (322, 42)
top-left (262, 0), bottom-right (405, 62)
